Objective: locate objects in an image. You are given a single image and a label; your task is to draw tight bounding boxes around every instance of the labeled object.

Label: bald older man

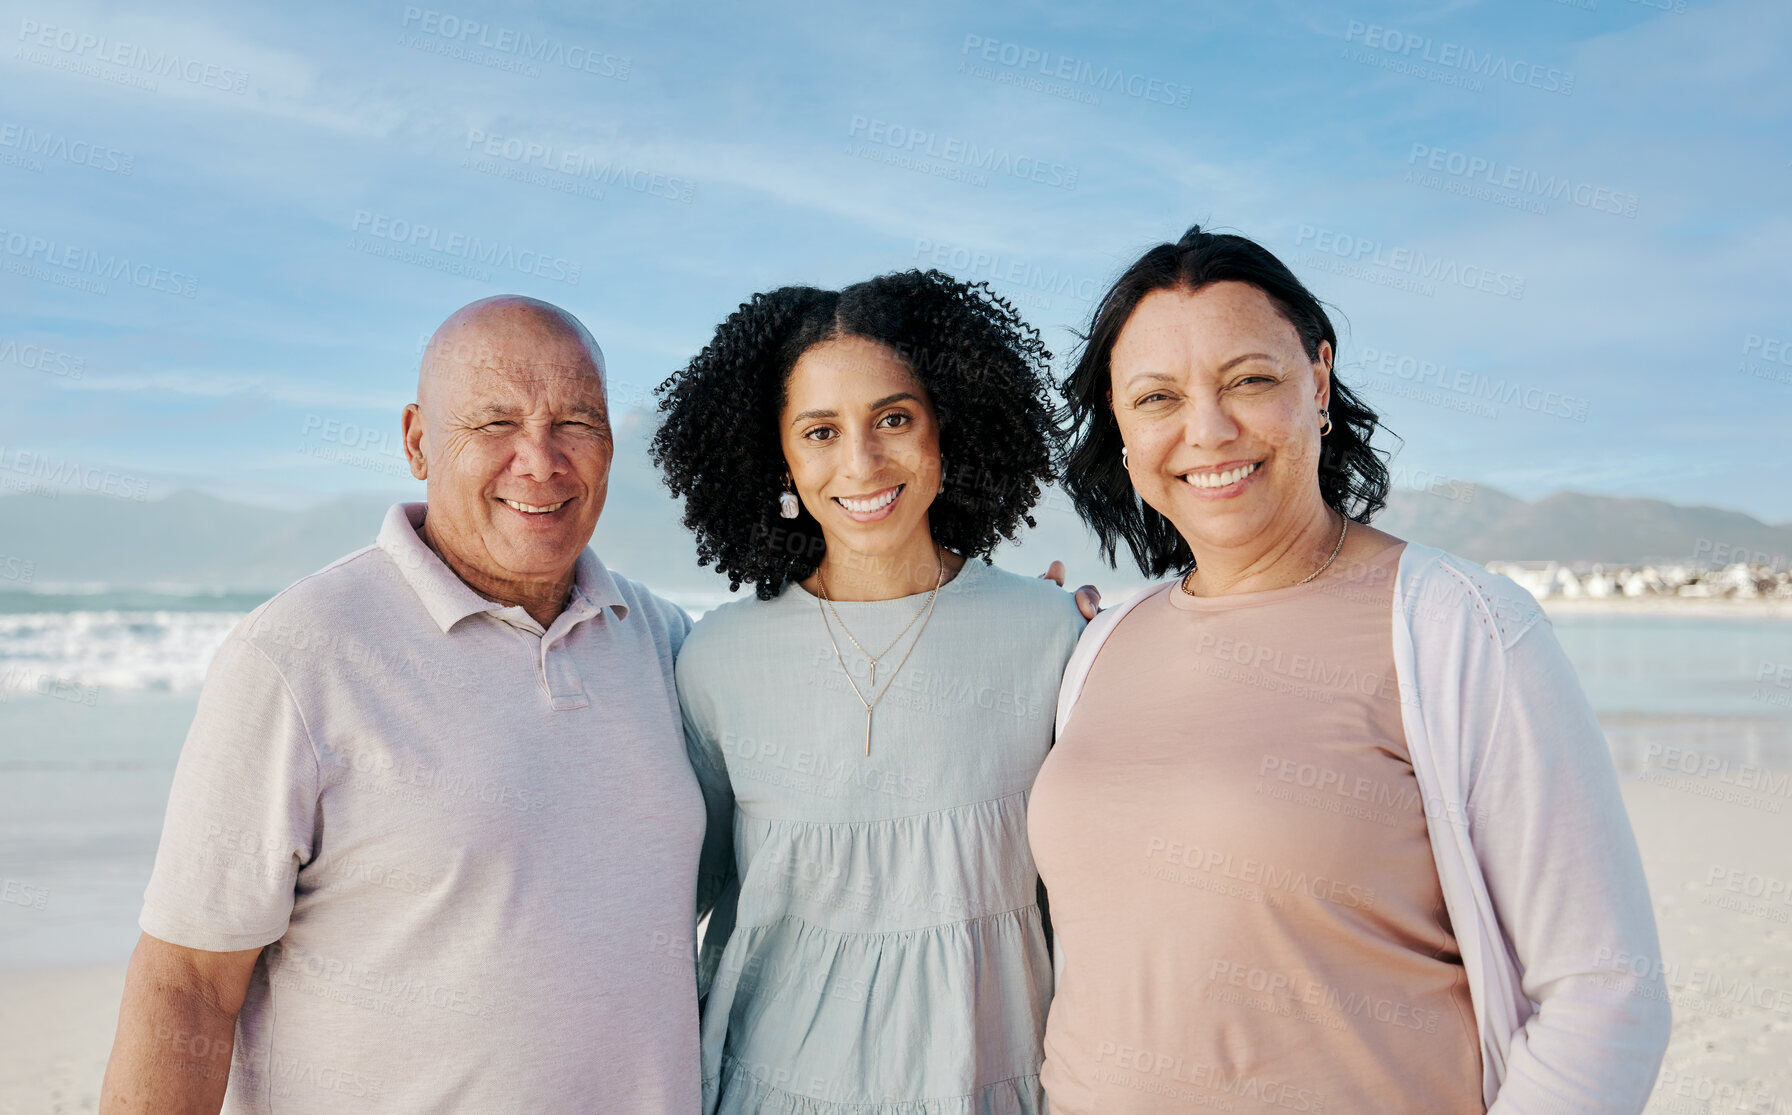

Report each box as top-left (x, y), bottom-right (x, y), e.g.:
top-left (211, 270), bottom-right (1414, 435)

top-left (101, 297), bottom-right (714, 1113)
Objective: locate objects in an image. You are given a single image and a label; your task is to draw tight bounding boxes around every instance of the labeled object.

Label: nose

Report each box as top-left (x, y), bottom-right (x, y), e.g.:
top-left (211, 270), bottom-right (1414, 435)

top-left (510, 422), bottom-right (568, 482)
top-left (1181, 388), bottom-right (1240, 450)
top-left (841, 425), bottom-right (888, 481)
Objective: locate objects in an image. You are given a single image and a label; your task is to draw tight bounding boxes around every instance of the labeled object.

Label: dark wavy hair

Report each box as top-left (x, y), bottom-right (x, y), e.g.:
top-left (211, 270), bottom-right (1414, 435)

top-left (652, 269), bottom-right (1057, 599)
top-left (1060, 225), bottom-right (1394, 578)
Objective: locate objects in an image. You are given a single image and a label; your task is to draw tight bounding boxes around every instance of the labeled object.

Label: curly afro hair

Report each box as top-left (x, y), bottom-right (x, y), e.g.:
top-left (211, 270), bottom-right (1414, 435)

top-left (651, 269), bottom-right (1058, 599)
top-left (1060, 225), bottom-right (1394, 578)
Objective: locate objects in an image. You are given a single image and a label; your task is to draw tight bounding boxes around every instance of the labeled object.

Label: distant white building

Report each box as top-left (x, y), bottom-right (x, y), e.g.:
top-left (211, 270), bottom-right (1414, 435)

top-left (1485, 558), bottom-right (1791, 600)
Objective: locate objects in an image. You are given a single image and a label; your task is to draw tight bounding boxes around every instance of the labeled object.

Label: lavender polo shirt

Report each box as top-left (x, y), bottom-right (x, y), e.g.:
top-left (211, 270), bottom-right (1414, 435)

top-left (140, 502), bottom-right (704, 1113)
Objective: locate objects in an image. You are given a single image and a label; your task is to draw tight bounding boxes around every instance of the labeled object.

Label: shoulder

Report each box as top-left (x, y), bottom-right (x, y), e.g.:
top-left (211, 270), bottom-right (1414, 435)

top-left (234, 544), bottom-right (391, 644)
top-left (1395, 543), bottom-right (1549, 650)
top-left (1071, 580), bottom-right (1171, 657)
top-left (607, 570), bottom-right (695, 639)
top-left (194, 545), bottom-right (394, 692)
top-left (955, 560), bottom-right (1085, 633)
top-left (677, 590), bottom-right (781, 675)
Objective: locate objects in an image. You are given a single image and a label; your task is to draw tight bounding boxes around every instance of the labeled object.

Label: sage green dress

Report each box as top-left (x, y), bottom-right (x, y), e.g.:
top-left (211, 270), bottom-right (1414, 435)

top-left (678, 558), bottom-right (1084, 1114)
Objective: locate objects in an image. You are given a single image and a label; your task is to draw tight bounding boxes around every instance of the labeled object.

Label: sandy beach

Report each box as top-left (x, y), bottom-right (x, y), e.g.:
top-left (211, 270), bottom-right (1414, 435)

top-left (0, 965), bottom-right (124, 1115)
top-left (1627, 775), bottom-right (1792, 1114)
top-left (2, 779), bottom-right (1785, 1114)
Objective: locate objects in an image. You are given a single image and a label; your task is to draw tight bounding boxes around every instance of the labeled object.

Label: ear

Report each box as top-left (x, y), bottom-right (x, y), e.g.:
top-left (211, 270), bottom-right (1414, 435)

top-left (1313, 340), bottom-right (1333, 412)
top-left (401, 403), bottom-right (428, 481)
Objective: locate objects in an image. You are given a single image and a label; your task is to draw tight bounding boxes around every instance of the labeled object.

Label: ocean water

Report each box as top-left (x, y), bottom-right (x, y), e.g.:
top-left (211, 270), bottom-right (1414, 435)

top-left (2, 594), bottom-right (1788, 968)
top-left (1553, 613), bottom-right (1792, 774)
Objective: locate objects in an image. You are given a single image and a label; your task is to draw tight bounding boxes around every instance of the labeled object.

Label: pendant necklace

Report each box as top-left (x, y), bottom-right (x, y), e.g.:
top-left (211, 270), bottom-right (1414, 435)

top-left (1181, 513), bottom-right (1348, 596)
top-left (816, 545), bottom-right (945, 756)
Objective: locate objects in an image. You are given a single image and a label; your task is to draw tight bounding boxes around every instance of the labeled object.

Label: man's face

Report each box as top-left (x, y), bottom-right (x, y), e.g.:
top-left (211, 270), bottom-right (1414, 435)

top-left (404, 323), bottom-right (612, 595)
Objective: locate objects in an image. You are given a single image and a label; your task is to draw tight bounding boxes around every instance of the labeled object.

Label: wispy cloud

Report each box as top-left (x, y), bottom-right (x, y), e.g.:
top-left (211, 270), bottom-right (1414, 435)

top-left (0, 0), bottom-right (1785, 520)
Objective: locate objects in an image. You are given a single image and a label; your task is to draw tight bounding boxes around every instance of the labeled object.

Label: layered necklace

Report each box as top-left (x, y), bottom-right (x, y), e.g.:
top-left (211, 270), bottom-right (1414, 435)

top-left (816, 544), bottom-right (945, 757)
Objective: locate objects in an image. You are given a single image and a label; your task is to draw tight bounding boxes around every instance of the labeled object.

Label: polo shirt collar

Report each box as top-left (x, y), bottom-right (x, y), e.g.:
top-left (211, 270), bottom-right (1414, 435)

top-left (570, 547), bottom-right (631, 623)
top-left (377, 502), bottom-right (630, 634)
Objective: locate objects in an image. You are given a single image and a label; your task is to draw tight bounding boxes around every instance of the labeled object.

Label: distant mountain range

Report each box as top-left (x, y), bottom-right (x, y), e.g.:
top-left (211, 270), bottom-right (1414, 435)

top-left (1369, 485), bottom-right (1792, 569)
top-left (2, 419), bottom-right (1787, 594)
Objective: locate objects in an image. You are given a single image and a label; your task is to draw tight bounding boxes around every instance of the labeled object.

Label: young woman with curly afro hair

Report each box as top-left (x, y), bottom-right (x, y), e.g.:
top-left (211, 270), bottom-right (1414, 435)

top-left (653, 268), bottom-right (1091, 1115)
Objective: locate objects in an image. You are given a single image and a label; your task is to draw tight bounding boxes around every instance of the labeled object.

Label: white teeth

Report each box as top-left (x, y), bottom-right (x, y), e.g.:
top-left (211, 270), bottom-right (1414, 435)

top-left (502, 498), bottom-right (567, 514)
top-left (836, 487), bottom-right (900, 513)
top-left (1183, 462), bottom-right (1260, 489)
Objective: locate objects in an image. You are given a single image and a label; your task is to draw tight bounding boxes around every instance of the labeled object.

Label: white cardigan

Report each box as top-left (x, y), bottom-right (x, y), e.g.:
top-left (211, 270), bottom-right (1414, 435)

top-left (1051, 542), bottom-right (1671, 1113)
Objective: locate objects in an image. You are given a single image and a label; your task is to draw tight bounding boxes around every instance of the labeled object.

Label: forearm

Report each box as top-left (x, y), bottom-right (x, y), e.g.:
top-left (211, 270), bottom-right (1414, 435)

top-left (100, 951), bottom-right (241, 1113)
top-left (1486, 980), bottom-right (1671, 1113)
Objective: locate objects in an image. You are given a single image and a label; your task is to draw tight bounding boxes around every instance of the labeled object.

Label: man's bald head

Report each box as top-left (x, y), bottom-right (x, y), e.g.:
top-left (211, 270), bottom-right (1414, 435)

top-left (419, 295), bottom-right (606, 407)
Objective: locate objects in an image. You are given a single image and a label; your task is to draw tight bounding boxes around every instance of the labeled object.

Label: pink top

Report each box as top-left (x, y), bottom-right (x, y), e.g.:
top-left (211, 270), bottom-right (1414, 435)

top-left (1029, 542), bottom-right (1484, 1114)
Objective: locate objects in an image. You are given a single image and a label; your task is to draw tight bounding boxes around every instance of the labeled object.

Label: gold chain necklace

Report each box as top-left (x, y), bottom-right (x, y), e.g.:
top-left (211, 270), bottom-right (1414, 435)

top-left (816, 545), bottom-right (945, 756)
top-left (1181, 513), bottom-right (1348, 596)
top-left (819, 561), bottom-right (935, 689)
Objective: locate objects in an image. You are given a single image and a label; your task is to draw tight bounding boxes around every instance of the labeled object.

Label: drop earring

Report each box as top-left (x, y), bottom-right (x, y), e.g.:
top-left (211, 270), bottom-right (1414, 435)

top-left (1318, 409), bottom-right (1333, 436)
top-left (1121, 446), bottom-right (1130, 468)
top-left (778, 477), bottom-right (799, 519)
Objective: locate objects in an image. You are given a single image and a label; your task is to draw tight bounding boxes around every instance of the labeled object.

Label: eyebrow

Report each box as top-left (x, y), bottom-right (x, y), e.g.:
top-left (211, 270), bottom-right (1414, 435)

top-left (1121, 353), bottom-right (1276, 390)
top-left (788, 392), bottom-right (921, 426)
top-left (464, 403), bottom-right (608, 422)
top-left (1217, 353), bottom-right (1276, 373)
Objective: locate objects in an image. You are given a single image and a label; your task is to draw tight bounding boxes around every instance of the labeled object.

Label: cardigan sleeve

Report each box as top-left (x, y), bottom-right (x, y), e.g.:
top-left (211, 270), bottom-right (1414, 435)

top-left (1469, 616), bottom-right (1672, 1113)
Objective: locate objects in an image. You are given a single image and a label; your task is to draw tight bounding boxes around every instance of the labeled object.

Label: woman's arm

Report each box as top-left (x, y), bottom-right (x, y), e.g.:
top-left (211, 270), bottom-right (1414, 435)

top-left (676, 658), bottom-right (740, 1003)
top-left (685, 719), bottom-right (736, 924)
top-left (1470, 617), bottom-right (1672, 1113)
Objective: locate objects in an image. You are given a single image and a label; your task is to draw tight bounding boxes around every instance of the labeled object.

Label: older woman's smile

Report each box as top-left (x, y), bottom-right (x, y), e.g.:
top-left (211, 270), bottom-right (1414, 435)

top-left (1178, 460), bottom-right (1262, 493)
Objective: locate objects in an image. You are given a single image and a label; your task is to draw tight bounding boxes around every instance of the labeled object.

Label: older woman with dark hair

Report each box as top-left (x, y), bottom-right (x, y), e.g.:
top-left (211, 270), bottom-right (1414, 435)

top-left (1028, 226), bottom-right (1671, 1114)
top-left (653, 270), bottom-right (1086, 1114)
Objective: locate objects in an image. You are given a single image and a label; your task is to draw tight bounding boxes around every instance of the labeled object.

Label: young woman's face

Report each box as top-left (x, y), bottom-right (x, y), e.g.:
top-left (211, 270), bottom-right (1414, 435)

top-left (778, 335), bottom-right (942, 565)
top-left (1108, 281), bottom-right (1332, 556)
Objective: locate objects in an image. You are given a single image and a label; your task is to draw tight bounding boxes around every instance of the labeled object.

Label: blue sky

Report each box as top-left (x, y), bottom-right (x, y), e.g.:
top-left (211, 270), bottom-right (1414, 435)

top-left (2, 0), bottom-right (1789, 519)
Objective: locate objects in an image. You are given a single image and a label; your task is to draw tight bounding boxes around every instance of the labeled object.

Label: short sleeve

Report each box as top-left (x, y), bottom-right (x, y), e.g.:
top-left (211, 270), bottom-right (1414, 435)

top-left (139, 636), bottom-right (320, 952)
top-left (651, 589), bottom-right (695, 660)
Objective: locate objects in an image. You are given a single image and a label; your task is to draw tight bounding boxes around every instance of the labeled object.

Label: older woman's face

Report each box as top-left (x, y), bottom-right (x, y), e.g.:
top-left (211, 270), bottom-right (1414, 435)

top-left (779, 335), bottom-right (943, 562)
top-left (1109, 281), bottom-right (1331, 556)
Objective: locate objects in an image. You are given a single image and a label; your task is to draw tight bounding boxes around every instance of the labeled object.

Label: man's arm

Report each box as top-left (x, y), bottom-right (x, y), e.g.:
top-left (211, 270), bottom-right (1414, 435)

top-left (100, 932), bottom-right (262, 1115)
